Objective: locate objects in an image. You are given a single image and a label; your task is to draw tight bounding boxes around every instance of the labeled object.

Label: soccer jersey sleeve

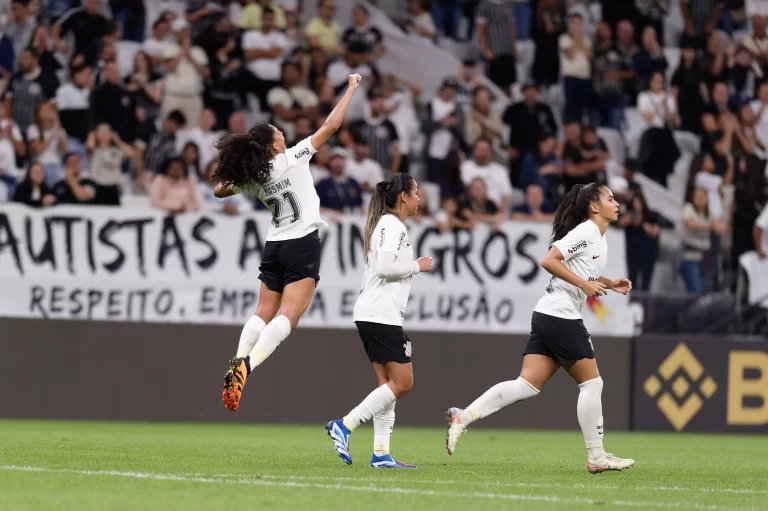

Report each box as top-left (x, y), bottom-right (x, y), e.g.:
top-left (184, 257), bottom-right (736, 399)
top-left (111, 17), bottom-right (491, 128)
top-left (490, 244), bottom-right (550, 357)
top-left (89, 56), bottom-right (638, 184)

top-left (552, 221), bottom-right (599, 262)
top-left (285, 137), bottom-right (317, 165)
top-left (378, 215), bottom-right (408, 256)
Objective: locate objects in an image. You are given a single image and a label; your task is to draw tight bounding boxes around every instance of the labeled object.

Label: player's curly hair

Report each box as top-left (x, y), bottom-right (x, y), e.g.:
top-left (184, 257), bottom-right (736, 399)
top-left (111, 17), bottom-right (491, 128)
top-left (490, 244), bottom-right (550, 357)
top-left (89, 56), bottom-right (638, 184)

top-left (213, 124), bottom-right (275, 189)
top-left (550, 182), bottom-right (604, 245)
top-left (363, 173), bottom-right (415, 262)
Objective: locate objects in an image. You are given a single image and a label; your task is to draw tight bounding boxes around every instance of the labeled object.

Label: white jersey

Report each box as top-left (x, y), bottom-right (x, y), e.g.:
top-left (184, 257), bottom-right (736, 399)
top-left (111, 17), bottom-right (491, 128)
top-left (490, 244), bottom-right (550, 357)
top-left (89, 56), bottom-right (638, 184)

top-left (354, 214), bottom-right (416, 326)
top-left (242, 137), bottom-right (328, 241)
top-left (534, 220), bottom-right (608, 320)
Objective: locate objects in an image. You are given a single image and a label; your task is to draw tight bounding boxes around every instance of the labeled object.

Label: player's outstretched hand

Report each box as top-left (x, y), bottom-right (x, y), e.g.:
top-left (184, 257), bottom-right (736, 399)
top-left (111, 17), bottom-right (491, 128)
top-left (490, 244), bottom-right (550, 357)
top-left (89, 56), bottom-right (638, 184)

top-left (417, 257), bottom-right (433, 273)
top-left (611, 278), bottom-right (632, 295)
top-left (348, 74), bottom-right (362, 89)
top-left (581, 280), bottom-right (607, 298)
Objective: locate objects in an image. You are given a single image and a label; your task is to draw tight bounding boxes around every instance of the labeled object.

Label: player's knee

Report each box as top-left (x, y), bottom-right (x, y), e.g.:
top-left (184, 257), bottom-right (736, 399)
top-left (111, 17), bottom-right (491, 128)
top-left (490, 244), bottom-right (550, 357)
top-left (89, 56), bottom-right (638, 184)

top-left (579, 376), bottom-right (603, 395)
top-left (393, 377), bottom-right (413, 397)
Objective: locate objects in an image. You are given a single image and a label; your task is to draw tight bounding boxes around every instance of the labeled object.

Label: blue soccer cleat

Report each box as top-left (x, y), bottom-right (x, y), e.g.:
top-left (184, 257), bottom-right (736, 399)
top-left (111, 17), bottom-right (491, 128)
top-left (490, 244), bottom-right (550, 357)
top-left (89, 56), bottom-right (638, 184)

top-left (326, 419), bottom-right (352, 465)
top-left (370, 453), bottom-right (416, 469)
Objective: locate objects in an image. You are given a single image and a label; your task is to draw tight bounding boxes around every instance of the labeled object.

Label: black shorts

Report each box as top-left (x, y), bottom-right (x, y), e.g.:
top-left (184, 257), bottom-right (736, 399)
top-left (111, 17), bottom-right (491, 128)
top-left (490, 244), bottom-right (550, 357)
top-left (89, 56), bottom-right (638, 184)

top-left (523, 312), bottom-right (594, 367)
top-left (355, 321), bottom-right (412, 365)
top-left (487, 54), bottom-right (517, 89)
top-left (258, 230), bottom-right (321, 293)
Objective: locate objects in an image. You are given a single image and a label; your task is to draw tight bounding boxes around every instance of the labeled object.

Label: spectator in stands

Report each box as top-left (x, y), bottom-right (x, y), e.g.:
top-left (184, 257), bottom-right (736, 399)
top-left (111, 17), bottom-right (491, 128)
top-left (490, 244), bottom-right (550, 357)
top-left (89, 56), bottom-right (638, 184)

top-left (562, 121), bottom-right (604, 191)
top-left (111, 0), bottom-right (146, 43)
top-left (13, 162), bottom-right (55, 207)
top-left (454, 59), bottom-right (482, 108)
top-left (475, 0), bottom-right (517, 95)
top-left (727, 46), bottom-right (762, 109)
top-left (198, 160), bottom-right (251, 215)
top-left (138, 110), bottom-right (187, 180)
top-left (425, 77), bottom-right (464, 183)
top-left (519, 132), bottom-right (562, 202)
top-left (227, 110), bottom-right (247, 135)
top-left (126, 51), bottom-right (163, 127)
top-left (0, 102), bottom-right (25, 178)
top-left (316, 147), bottom-right (364, 219)
top-left (432, 0), bottom-right (462, 40)
top-left (582, 123), bottom-right (609, 173)
top-left (560, 13), bottom-right (592, 123)
top-left (511, 183), bottom-right (555, 222)
top-left (150, 157), bottom-right (199, 214)
top-left (681, 0), bottom-right (723, 47)
top-left (407, 0), bottom-right (437, 42)
top-left (633, 26), bottom-right (668, 101)
top-left (742, 14), bottom-right (768, 67)
top-left (86, 123), bottom-right (135, 205)
top-left (461, 138), bottom-right (512, 213)
top-left (284, 10), bottom-right (303, 48)
top-left (176, 109), bottom-right (222, 170)
top-left (83, 18), bottom-right (120, 69)
top-left (342, 4), bottom-right (386, 61)
top-left (438, 149), bottom-right (466, 202)
top-left (707, 81), bottom-right (732, 115)
top-left (185, 0), bottom-right (220, 42)
top-left (681, 187), bottom-right (724, 293)
top-left (672, 40), bottom-right (706, 134)
top-left (243, 8), bottom-right (290, 113)
top-left (749, 82), bottom-right (768, 154)
top-left (615, 20), bottom-right (638, 103)
top-left (635, 0), bottom-right (668, 45)
top-left (52, 0), bottom-right (109, 57)
top-left (310, 144), bottom-right (332, 183)
top-left (739, 102), bottom-right (767, 157)
top-left (691, 151), bottom-right (730, 223)
top-left (345, 134), bottom-right (384, 197)
top-left (163, 20), bottom-right (209, 128)
top-left (142, 17), bottom-right (172, 70)
top-left (291, 116), bottom-right (314, 147)
top-left (4, 48), bottom-right (57, 133)
top-left (6, 0), bottom-right (37, 64)
top-left (52, 152), bottom-right (96, 205)
top-left (503, 80), bottom-right (558, 187)
top-left (351, 87), bottom-right (400, 174)
top-left (28, 25), bottom-right (64, 86)
top-left (381, 74), bottom-right (422, 174)
top-left (241, 0), bottom-right (287, 31)
top-left (304, 0), bottom-right (341, 55)
top-left (28, 102), bottom-right (67, 187)
top-left (56, 64), bottom-right (91, 161)
top-left (205, 35), bottom-right (242, 131)
top-left (638, 71), bottom-right (680, 183)
top-left (267, 60), bottom-right (319, 144)
top-left (465, 85), bottom-right (503, 148)
top-left (619, 190), bottom-right (661, 291)
top-left (456, 177), bottom-right (502, 230)
top-left (732, 117), bottom-right (767, 265)
top-left (754, 202), bottom-right (768, 259)
top-left (531, 0), bottom-right (564, 91)
top-left (701, 32), bottom-right (727, 85)
top-left (327, 42), bottom-right (376, 121)
top-left (181, 142), bottom-right (202, 181)
top-left (91, 61), bottom-right (137, 147)
top-left (590, 21), bottom-right (631, 131)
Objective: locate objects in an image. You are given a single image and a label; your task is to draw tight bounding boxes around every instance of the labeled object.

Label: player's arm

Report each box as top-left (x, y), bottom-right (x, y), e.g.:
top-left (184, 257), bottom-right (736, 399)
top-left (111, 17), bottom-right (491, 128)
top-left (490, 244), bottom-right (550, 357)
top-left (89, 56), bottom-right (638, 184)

top-left (541, 246), bottom-right (605, 296)
top-left (214, 183), bottom-right (243, 198)
top-left (310, 74), bottom-right (362, 150)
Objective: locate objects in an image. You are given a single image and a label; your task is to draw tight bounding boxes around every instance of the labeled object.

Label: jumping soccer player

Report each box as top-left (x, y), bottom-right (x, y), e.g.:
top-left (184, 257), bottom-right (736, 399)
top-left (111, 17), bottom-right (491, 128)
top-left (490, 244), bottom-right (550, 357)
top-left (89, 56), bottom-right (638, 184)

top-left (445, 183), bottom-right (635, 473)
top-left (326, 173), bottom-right (432, 469)
top-left (215, 73), bottom-right (362, 412)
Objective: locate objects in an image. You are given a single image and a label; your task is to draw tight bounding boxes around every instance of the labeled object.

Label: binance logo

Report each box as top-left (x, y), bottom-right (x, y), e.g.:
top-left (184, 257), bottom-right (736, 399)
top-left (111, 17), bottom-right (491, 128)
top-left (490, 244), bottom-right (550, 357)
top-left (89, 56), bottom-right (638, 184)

top-left (644, 343), bottom-right (718, 431)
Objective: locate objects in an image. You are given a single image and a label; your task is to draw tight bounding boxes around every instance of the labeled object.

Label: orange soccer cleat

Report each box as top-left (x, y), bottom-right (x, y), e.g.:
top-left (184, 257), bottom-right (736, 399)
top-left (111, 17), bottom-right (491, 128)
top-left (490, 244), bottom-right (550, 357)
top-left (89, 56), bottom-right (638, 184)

top-left (222, 357), bottom-right (249, 411)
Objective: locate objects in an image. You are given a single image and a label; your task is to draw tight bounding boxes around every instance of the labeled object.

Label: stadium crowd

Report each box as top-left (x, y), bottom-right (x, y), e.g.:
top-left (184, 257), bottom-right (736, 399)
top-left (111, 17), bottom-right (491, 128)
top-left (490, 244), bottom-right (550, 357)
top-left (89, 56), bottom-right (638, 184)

top-left (0, 0), bottom-right (767, 295)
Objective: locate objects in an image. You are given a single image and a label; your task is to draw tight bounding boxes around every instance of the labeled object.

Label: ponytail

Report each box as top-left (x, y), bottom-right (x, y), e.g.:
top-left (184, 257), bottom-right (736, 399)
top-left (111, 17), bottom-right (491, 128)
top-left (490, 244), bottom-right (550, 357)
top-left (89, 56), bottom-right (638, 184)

top-left (363, 173), bottom-right (415, 262)
top-left (213, 124), bottom-right (275, 189)
top-left (550, 183), bottom-right (603, 245)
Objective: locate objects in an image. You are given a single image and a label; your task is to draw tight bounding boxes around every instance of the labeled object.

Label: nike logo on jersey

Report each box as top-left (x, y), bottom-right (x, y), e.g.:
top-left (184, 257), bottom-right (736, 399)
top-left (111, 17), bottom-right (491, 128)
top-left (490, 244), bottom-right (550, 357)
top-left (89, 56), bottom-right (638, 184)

top-left (593, 255), bottom-right (600, 259)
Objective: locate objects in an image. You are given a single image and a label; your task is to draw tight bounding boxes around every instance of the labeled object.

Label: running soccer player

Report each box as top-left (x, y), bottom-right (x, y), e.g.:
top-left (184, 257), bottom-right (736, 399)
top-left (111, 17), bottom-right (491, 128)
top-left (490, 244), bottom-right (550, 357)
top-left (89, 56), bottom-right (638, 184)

top-left (326, 173), bottom-right (432, 469)
top-left (215, 73), bottom-right (363, 412)
top-left (445, 183), bottom-right (635, 473)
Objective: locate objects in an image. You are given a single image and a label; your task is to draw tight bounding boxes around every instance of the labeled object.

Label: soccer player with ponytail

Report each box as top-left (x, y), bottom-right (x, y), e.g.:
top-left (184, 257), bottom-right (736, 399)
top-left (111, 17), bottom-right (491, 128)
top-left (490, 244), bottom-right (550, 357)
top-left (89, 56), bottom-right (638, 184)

top-left (215, 74), bottom-right (362, 412)
top-left (445, 183), bottom-right (636, 473)
top-left (326, 173), bottom-right (433, 468)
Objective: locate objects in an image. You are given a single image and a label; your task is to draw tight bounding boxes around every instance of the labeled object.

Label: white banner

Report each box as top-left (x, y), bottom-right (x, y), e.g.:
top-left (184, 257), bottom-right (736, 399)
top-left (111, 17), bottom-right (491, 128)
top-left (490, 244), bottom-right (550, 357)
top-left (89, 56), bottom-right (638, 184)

top-left (0, 204), bottom-right (633, 335)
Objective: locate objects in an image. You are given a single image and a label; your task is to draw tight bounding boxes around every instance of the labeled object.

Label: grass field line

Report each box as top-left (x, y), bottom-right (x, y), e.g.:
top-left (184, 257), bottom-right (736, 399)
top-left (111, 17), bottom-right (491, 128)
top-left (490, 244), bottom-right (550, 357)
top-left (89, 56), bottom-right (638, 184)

top-left (0, 465), bottom-right (757, 511)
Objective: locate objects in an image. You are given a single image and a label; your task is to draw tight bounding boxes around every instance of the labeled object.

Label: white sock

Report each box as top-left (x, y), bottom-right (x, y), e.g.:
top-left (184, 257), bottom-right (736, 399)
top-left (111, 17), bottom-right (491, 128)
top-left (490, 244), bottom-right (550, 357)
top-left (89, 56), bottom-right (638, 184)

top-left (342, 384), bottom-right (397, 432)
top-left (247, 315), bottom-right (291, 371)
top-left (460, 377), bottom-right (539, 425)
top-left (578, 376), bottom-right (606, 460)
top-left (373, 400), bottom-right (395, 456)
top-left (236, 315), bottom-right (267, 358)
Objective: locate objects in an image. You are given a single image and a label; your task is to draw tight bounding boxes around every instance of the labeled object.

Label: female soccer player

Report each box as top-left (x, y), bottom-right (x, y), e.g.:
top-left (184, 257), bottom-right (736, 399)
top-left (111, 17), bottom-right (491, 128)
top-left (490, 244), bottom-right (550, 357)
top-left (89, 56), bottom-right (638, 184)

top-left (326, 173), bottom-right (432, 469)
top-left (445, 183), bottom-right (635, 473)
top-left (215, 73), bottom-right (362, 412)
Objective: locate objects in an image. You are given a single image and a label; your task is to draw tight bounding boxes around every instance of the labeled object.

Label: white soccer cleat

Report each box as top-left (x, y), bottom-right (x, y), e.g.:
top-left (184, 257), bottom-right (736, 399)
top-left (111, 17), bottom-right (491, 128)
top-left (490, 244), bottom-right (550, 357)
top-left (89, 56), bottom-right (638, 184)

top-left (587, 453), bottom-right (635, 473)
top-left (445, 407), bottom-right (467, 455)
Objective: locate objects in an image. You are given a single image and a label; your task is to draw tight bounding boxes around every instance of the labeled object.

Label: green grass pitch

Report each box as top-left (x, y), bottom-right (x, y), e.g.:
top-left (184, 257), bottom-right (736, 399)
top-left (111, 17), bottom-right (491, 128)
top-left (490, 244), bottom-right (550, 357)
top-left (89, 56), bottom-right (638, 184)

top-left (0, 420), bottom-right (766, 511)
